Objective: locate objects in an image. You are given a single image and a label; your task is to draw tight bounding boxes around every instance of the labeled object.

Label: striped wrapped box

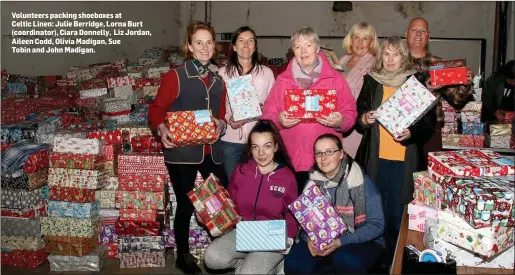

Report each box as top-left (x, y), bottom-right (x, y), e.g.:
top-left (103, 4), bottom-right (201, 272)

top-left (236, 220), bottom-right (287, 252)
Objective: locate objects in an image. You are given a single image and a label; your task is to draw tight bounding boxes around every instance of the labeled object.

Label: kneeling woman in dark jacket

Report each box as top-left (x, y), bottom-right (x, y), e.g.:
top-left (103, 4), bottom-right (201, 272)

top-left (284, 133), bottom-right (385, 274)
top-left (354, 36), bottom-right (436, 262)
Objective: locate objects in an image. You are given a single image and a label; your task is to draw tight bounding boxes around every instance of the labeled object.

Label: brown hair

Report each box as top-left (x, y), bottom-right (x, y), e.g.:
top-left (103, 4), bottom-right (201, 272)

top-left (372, 36), bottom-right (413, 74)
top-left (181, 21), bottom-right (220, 59)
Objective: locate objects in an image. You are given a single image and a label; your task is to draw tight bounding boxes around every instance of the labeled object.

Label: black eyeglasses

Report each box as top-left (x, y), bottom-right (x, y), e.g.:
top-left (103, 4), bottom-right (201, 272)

top-left (314, 149), bottom-right (341, 158)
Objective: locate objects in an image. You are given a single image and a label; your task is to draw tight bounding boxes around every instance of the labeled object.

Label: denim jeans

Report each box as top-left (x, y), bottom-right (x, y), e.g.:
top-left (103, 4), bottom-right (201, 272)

top-left (222, 141), bottom-right (246, 180)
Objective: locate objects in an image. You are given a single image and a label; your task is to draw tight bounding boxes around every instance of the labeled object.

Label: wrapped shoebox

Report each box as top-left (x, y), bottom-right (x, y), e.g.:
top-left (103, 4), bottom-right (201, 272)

top-left (100, 219), bottom-right (118, 244)
top-left (227, 74), bottom-right (262, 121)
top-left (119, 209), bottom-right (157, 221)
top-left (459, 134), bottom-right (476, 147)
top-left (79, 88), bottom-right (108, 99)
top-left (117, 152), bottom-right (168, 175)
top-left (100, 209), bottom-right (119, 218)
top-left (115, 220), bottom-right (161, 237)
top-left (48, 246), bottom-right (106, 272)
top-left (7, 81), bottom-right (27, 94)
top-left (49, 185), bottom-right (96, 203)
top-left (442, 123), bottom-right (458, 135)
top-left (131, 135), bottom-right (163, 153)
top-left (462, 122), bottom-right (484, 136)
top-left (49, 152), bottom-right (104, 170)
top-left (23, 149), bottom-right (49, 174)
top-left (376, 76), bottom-right (437, 138)
top-left (162, 227), bottom-right (211, 248)
top-left (1, 187), bottom-right (44, 210)
top-left (0, 169), bottom-right (48, 191)
top-left (134, 77), bottom-right (161, 89)
top-left (1, 248), bottom-right (48, 268)
top-left (165, 110), bottom-right (217, 147)
top-left (41, 216), bottom-right (102, 237)
top-left (444, 112), bottom-right (457, 123)
top-left (462, 101), bottom-right (482, 113)
top-left (67, 67), bottom-right (102, 81)
top-left (437, 176), bottom-right (514, 228)
top-left (53, 136), bottom-right (103, 154)
top-left (48, 168), bottom-right (106, 189)
top-left (407, 201), bottom-right (438, 232)
top-left (1, 202), bottom-right (47, 219)
top-left (104, 176), bottom-right (119, 190)
top-left (461, 111), bottom-right (481, 123)
top-left (474, 135), bottom-right (485, 148)
top-left (118, 173), bottom-right (167, 192)
top-left (429, 59), bottom-right (467, 86)
top-left (118, 236), bottom-right (165, 253)
top-left (490, 124), bottom-right (513, 136)
top-left (145, 65), bottom-right (170, 78)
top-left (412, 171), bottom-right (443, 210)
top-left (104, 161), bottom-right (117, 176)
top-left (115, 191), bottom-right (165, 210)
top-left (1, 217), bottom-right (42, 237)
top-left (437, 210), bottom-right (514, 258)
top-left (142, 85), bottom-right (159, 96)
top-left (442, 134), bottom-right (461, 146)
top-left (44, 235), bottom-right (98, 256)
top-left (87, 129), bottom-right (123, 144)
top-left (119, 250), bottom-right (166, 268)
top-left (66, 120), bottom-right (110, 131)
top-left (107, 76), bottom-right (135, 88)
top-left (118, 124), bottom-right (154, 140)
top-left (236, 220), bottom-right (287, 251)
top-left (104, 144), bottom-right (122, 161)
top-left (102, 112), bottom-right (131, 124)
top-left (288, 184), bottom-right (348, 251)
top-left (75, 96), bottom-right (106, 108)
top-left (47, 200), bottom-right (100, 218)
top-left (188, 174), bottom-right (241, 237)
top-left (101, 98), bottom-right (131, 113)
top-left (490, 135), bottom-right (511, 149)
top-left (129, 105), bottom-right (149, 124)
top-left (96, 190), bottom-right (116, 208)
top-left (285, 89), bottom-right (337, 122)
top-left (1, 236), bottom-right (45, 251)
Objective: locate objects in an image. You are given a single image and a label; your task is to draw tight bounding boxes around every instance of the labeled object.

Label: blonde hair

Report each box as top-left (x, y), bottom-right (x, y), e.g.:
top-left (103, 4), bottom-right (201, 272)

top-left (291, 26), bottom-right (320, 51)
top-left (342, 22), bottom-right (379, 55)
top-left (372, 36), bottom-right (413, 73)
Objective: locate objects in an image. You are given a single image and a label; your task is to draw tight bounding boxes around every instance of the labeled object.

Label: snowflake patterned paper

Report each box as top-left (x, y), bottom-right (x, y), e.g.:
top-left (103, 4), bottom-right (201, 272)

top-left (227, 74), bottom-right (262, 121)
top-left (376, 75), bottom-right (437, 138)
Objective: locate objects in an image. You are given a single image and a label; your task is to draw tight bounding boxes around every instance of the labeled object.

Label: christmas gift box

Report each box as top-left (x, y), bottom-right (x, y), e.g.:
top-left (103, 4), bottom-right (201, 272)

top-left (444, 112), bottom-right (457, 123)
top-left (143, 85), bottom-right (159, 96)
top-left (119, 209), bottom-right (157, 221)
top-left (115, 220), bottom-right (161, 237)
top-left (129, 105), bottom-right (150, 125)
top-left (376, 76), bottom-right (437, 138)
top-left (162, 227), bottom-right (211, 248)
top-left (437, 176), bottom-right (514, 228)
top-left (429, 59), bottom-right (467, 86)
top-left (99, 219), bottom-right (118, 244)
top-left (188, 174), bottom-right (241, 237)
top-left (118, 236), bottom-right (165, 253)
top-left (288, 184), bottom-right (348, 252)
top-left (474, 135), bottom-right (485, 148)
top-left (44, 235), bottom-right (98, 256)
top-left (75, 96), bottom-right (106, 108)
top-left (102, 111), bottom-right (131, 124)
top-left (236, 220), bottom-right (287, 251)
top-left (227, 74), bottom-right (262, 121)
top-left (407, 201), bottom-right (438, 232)
top-left (118, 124), bottom-right (154, 140)
top-left (117, 152), bottom-right (168, 175)
top-left (100, 209), bottom-right (120, 218)
top-left (460, 135), bottom-right (476, 147)
top-left (462, 101), bottom-right (483, 113)
top-left (437, 210), bottom-right (514, 258)
top-left (49, 152), bottom-right (104, 170)
top-left (118, 173), bottom-right (168, 192)
top-left (134, 77), bottom-right (162, 89)
top-left (104, 161), bottom-right (117, 176)
top-left (462, 122), bottom-right (484, 136)
top-left (48, 168), bottom-right (106, 189)
top-left (115, 191), bottom-right (165, 210)
top-left (67, 67), bottom-right (102, 81)
top-left (53, 129), bottom-right (88, 139)
top-left (65, 120), bottom-right (109, 131)
top-left (104, 176), bottom-right (119, 190)
top-left (7, 81), bottom-right (27, 94)
top-left (1, 201), bottom-right (47, 219)
top-left (104, 144), bottom-right (122, 161)
top-left (107, 76), bottom-right (135, 88)
top-left (47, 200), bottom-right (100, 218)
top-left (0, 169), bottom-right (48, 191)
top-left (165, 110), bottom-right (217, 147)
top-left (79, 87), bottom-right (108, 99)
top-left (1, 236), bottom-right (45, 251)
top-left (145, 65), bottom-right (170, 78)
top-left (106, 243), bottom-right (118, 258)
top-left (490, 124), bottom-right (513, 136)
top-left (23, 149), bottom-right (49, 174)
top-left (41, 216), bottom-right (102, 237)
top-left (1, 248), bottom-right (48, 269)
top-left (49, 185), bottom-right (96, 203)
top-left (101, 98), bottom-right (131, 113)
top-left (53, 136), bottom-right (103, 155)
top-left (1, 217), bottom-right (42, 237)
top-left (130, 135), bottom-right (163, 153)
top-left (284, 89), bottom-right (337, 122)
top-left (48, 246), bottom-right (106, 272)
top-left (1, 187), bottom-right (44, 210)
top-left (442, 134), bottom-right (461, 146)
top-left (413, 171), bottom-right (443, 210)
top-left (461, 111), bottom-right (481, 123)
top-left (119, 250), bottom-right (166, 268)
top-left (490, 135), bottom-right (511, 148)
top-left (96, 190), bottom-right (117, 208)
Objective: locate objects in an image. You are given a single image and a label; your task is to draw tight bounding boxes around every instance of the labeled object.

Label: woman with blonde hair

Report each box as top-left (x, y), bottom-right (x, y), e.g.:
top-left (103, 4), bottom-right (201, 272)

top-left (340, 22), bottom-right (379, 158)
top-left (354, 37), bottom-right (436, 264)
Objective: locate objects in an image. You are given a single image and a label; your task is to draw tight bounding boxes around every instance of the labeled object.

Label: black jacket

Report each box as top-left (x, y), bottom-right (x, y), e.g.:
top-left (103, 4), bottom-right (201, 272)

top-left (354, 73), bottom-right (437, 204)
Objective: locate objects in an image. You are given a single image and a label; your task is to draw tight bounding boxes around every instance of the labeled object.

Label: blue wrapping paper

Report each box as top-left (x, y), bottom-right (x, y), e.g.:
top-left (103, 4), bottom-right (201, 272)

top-left (462, 122), bottom-right (484, 136)
top-left (48, 201), bottom-right (100, 218)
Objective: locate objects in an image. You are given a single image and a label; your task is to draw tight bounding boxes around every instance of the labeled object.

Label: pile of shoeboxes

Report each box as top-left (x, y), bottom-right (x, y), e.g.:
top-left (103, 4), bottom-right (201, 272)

top-left (441, 100), bottom-right (486, 148)
top-left (409, 149), bottom-right (515, 268)
top-left (1, 142), bottom-right (50, 268)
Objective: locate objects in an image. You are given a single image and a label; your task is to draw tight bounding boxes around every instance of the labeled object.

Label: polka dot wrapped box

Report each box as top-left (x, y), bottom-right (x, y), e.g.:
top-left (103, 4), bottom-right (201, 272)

top-left (429, 59), bottom-right (468, 86)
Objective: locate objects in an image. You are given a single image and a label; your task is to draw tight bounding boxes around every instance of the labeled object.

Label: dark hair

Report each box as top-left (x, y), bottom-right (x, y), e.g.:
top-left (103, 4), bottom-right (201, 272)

top-left (239, 120), bottom-right (294, 173)
top-left (182, 21), bottom-right (219, 60)
top-left (312, 133), bottom-right (353, 175)
top-left (501, 60), bottom-right (515, 79)
top-left (226, 26), bottom-right (262, 78)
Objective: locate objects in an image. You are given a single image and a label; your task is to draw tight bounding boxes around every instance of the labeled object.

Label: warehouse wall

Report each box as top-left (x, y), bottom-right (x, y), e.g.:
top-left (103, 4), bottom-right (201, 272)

top-left (180, 1), bottom-right (497, 76)
top-left (1, 1), bottom-right (181, 76)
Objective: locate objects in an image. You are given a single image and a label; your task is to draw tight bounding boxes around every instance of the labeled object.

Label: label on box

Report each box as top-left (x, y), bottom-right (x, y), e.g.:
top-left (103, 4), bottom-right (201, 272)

top-left (194, 110), bottom-right (211, 125)
top-left (305, 96), bottom-right (320, 111)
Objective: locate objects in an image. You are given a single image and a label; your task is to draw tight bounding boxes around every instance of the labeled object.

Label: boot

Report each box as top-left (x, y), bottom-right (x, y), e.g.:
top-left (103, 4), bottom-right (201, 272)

top-left (175, 251), bottom-right (202, 274)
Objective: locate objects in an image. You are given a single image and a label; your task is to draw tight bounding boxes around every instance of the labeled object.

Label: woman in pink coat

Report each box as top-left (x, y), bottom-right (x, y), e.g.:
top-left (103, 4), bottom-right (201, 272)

top-left (339, 22), bottom-right (379, 158)
top-left (262, 26), bottom-right (357, 194)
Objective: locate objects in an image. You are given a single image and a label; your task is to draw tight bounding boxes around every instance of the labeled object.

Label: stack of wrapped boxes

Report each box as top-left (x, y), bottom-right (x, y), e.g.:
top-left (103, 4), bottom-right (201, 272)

top-left (116, 152), bottom-right (167, 268)
top-left (410, 149), bottom-right (515, 268)
top-left (1, 145), bottom-right (50, 268)
top-left (42, 136), bottom-right (106, 272)
top-left (460, 101), bottom-right (485, 147)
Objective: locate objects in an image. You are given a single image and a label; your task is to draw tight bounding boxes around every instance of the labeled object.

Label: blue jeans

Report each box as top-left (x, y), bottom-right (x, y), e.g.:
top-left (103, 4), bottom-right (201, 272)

top-left (284, 239), bottom-right (382, 274)
top-left (222, 141), bottom-right (246, 180)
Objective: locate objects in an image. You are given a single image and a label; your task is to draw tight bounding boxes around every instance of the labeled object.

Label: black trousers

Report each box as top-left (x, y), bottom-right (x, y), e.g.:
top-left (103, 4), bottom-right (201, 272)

top-left (294, 171), bottom-right (309, 196)
top-left (165, 155), bottom-right (227, 253)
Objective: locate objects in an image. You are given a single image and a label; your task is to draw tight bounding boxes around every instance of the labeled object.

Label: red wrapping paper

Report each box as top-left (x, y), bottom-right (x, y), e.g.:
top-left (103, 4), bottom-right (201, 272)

top-left (119, 209), bottom-right (157, 221)
top-left (1, 248), bottom-right (48, 268)
top-left (87, 129), bottom-right (123, 145)
top-left (165, 110), bottom-right (217, 147)
top-left (459, 135), bottom-right (475, 147)
top-left (56, 79), bottom-right (76, 87)
top-left (79, 79), bottom-right (107, 90)
top-left (103, 144), bottom-right (122, 161)
top-left (1, 201), bottom-right (47, 218)
top-left (49, 185), bottom-right (96, 203)
top-left (1, 98), bottom-right (39, 123)
top-left (118, 173), bottom-right (167, 192)
top-left (474, 135), bottom-right (485, 148)
top-left (1, 143), bottom-right (13, 151)
top-left (115, 220), bottom-right (161, 237)
top-left (284, 89), bottom-right (337, 121)
top-left (131, 135), bottom-right (163, 153)
top-left (107, 243), bottom-right (118, 258)
top-left (134, 78), bottom-right (161, 89)
top-left (75, 97), bottom-right (102, 108)
top-left (49, 152), bottom-right (104, 170)
top-left (23, 150), bottom-right (50, 174)
top-left (117, 153), bottom-right (167, 174)
top-left (430, 59), bottom-right (468, 86)
top-left (37, 95), bottom-right (75, 107)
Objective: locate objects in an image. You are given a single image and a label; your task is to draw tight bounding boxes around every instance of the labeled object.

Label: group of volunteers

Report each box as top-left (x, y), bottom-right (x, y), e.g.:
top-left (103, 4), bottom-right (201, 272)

top-left (148, 17), bottom-right (478, 274)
